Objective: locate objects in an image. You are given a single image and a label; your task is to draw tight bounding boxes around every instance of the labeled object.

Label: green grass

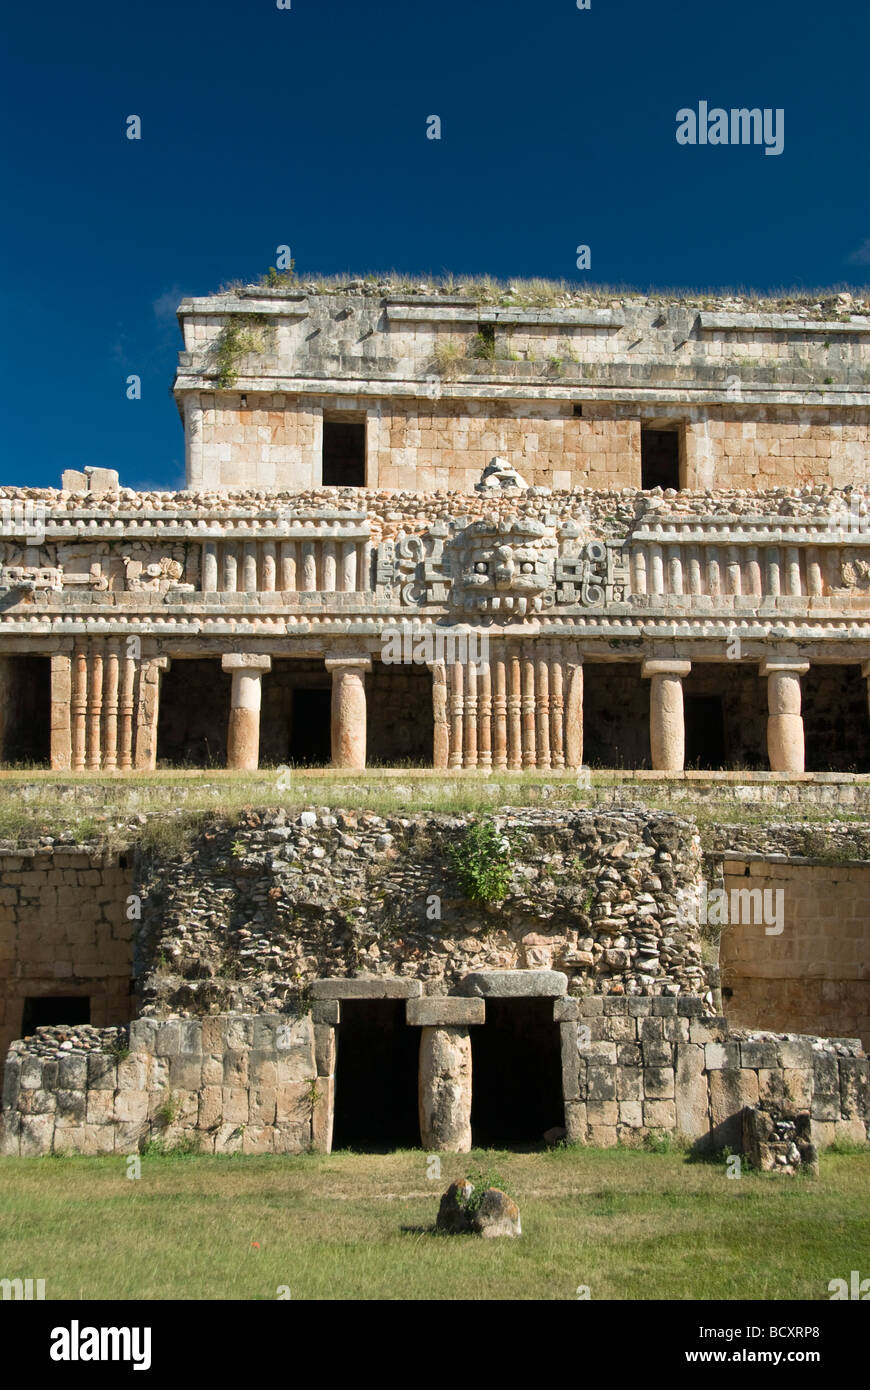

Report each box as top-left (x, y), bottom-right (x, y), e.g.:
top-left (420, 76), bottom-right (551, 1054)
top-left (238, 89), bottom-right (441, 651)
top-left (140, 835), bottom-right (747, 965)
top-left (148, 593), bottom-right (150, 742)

top-left (0, 768), bottom-right (868, 844)
top-left (0, 1148), bottom-right (867, 1300)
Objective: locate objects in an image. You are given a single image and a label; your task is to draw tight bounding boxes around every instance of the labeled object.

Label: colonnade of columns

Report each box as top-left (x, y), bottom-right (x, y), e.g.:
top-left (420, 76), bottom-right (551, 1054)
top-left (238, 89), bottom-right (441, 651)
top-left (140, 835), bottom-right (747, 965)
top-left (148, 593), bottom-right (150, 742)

top-left (220, 652), bottom-right (371, 771)
top-left (29, 642), bottom-right (864, 775)
top-left (49, 643), bottom-right (169, 772)
top-left (641, 654), bottom-right (811, 773)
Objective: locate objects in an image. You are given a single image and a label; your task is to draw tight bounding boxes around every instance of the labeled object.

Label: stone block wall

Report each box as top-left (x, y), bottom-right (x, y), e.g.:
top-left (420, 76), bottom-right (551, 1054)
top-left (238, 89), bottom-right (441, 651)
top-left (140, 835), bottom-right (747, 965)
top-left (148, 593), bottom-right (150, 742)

top-left (2, 1000), bottom-right (866, 1158)
top-left (720, 859), bottom-right (870, 1049)
top-left (558, 995), bottom-right (869, 1150)
top-left (181, 393), bottom-right (870, 494)
top-left (0, 1013), bottom-right (321, 1157)
top-left (0, 850), bottom-right (134, 1062)
top-left (174, 288), bottom-right (870, 492)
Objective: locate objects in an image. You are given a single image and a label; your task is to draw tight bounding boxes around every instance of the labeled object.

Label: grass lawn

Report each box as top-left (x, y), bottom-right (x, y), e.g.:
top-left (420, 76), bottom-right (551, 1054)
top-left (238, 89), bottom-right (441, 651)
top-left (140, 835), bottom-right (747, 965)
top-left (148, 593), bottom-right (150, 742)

top-left (1, 1146), bottom-right (867, 1301)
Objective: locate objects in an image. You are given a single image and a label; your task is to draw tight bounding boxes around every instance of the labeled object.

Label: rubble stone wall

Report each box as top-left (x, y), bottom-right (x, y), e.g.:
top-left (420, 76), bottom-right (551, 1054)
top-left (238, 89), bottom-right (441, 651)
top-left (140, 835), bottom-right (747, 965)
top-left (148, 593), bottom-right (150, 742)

top-left (132, 809), bottom-right (710, 1017)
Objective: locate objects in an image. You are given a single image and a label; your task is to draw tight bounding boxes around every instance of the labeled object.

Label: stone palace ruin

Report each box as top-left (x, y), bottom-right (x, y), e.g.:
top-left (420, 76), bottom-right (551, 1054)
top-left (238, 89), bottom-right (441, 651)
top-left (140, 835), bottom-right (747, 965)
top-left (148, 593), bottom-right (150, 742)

top-left (1, 276), bottom-right (869, 1156)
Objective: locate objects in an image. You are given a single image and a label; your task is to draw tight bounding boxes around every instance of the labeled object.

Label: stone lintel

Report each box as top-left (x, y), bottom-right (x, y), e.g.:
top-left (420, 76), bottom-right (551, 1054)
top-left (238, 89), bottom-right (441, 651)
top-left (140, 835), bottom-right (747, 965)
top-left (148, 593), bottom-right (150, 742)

top-left (641, 659), bottom-right (692, 679)
top-left (310, 976), bottom-right (423, 1000)
top-left (456, 969), bottom-right (568, 998)
top-left (221, 653), bottom-right (272, 672)
top-left (406, 998), bottom-right (485, 1027)
top-left (759, 657), bottom-right (810, 677)
top-left (324, 655), bottom-right (372, 672)
top-left (311, 1001), bottom-right (340, 1025)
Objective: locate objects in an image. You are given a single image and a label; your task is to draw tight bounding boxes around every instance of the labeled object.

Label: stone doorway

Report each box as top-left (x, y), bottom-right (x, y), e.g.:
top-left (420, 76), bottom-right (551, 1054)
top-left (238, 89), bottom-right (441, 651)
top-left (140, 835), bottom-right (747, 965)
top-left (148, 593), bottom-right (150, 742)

top-left (802, 664), bottom-right (870, 772)
top-left (470, 998), bottom-right (563, 1147)
top-left (682, 663), bottom-right (765, 770)
top-left (156, 658), bottom-right (230, 766)
top-left (260, 659), bottom-right (331, 766)
top-left (366, 662), bottom-right (434, 766)
top-left (684, 695), bottom-right (726, 769)
top-left (583, 662), bottom-right (648, 768)
top-left (331, 1000), bottom-right (420, 1151)
top-left (0, 655), bottom-right (50, 766)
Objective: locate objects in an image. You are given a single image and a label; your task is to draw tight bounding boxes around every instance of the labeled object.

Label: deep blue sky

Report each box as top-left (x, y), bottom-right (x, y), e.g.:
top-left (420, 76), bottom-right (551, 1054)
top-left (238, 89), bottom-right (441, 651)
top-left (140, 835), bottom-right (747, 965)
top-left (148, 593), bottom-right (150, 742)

top-left (2, 0), bottom-right (868, 490)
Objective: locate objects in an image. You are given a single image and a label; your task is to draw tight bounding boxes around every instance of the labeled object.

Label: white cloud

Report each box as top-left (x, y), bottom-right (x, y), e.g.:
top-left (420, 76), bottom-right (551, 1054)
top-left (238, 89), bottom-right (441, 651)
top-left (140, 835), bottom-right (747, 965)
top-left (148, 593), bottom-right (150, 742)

top-left (847, 239), bottom-right (870, 265)
top-left (153, 286), bottom-right (184, 319)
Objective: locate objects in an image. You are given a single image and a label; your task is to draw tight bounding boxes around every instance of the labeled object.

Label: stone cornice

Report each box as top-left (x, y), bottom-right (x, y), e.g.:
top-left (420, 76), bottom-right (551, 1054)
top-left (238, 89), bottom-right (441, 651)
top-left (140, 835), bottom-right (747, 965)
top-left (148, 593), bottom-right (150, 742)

top-left (171, 370), bottom-right (870, 408)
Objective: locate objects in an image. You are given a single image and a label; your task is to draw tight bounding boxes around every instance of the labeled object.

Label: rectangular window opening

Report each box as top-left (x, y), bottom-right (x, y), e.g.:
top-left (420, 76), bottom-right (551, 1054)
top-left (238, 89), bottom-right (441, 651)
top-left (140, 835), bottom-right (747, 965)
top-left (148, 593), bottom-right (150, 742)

top-left (641, 427), bottom-right (682, 490)
top-left (21, 996), bottom-right (91, 1035)
top-left (322, 418), bottom-right (366, 487)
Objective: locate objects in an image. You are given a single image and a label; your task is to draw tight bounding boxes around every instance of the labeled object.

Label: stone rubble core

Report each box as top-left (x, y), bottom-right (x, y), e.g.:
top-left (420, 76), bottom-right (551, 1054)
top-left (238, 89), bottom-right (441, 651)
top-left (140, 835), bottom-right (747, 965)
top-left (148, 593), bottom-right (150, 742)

top-left (1, 1012), bottom-right (866, 1157)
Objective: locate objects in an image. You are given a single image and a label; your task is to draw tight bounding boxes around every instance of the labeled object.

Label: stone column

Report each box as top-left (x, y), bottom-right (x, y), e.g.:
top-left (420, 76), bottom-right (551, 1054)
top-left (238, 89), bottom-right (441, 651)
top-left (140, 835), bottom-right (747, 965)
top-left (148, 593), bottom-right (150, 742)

top-left (418, 1027), bottom-right (472, 1153)
top-left (325, 656), bottom-right (371, 770)
top-left (761, 657), bottom-right (809, 773)
top-left (102, 639), bottom-right (121, 772)
top-left (49, 650), bottom-right (72, 772)
top-left (222, 654), bottom-right (272, 771)
top-left (71, 643), bottom-right (88, 771)
top-left (118, 650), bottom-right (137, 770)
top-left (134, 656), bottom-right (170, 771)
top-left (429, 661), bottom-right (449, 769)
top-left (508, 649), bottom-right (522, 770)
top-left (564, 649), bottom-right (584, 769)
top-left (642, 659), bottom-right (691, 772)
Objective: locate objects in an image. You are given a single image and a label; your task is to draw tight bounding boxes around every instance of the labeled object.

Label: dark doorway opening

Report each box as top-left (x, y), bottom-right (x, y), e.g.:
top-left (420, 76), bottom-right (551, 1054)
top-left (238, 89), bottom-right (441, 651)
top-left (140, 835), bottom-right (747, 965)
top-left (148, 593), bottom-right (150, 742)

top-left (21, 996), bottom-right (90, 1035)
top-left (684, 695), bottom-right (726, 770)
top-left (802, 664), bottom-right (870, 772)
top-left (156, 659), bottom-right (230, 766)
top-left (259, 660), bottom-right (331, 766)
top-left (367, 663), bottom-right (434, 766)
top-left (583, 662), bottom-right (648, 768)
top-left (332, 1001), bottom-right (420, 1151)
top-left (0, 656), bottom-right (50, 765)
top-left (289, 688), bottom-right (332, 766)
top-left (322, 419), bottom-right (366, 487)
top-left (641, 428), bottom-right (681, 490)
top-left (470, 998), bottom-right (563, 1147)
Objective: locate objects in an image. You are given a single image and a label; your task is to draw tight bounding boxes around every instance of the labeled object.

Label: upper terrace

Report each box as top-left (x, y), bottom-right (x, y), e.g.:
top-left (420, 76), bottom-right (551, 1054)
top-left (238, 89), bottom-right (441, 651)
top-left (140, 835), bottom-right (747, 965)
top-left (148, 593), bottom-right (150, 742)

top-left (170, 280), bottom-right (870, 493)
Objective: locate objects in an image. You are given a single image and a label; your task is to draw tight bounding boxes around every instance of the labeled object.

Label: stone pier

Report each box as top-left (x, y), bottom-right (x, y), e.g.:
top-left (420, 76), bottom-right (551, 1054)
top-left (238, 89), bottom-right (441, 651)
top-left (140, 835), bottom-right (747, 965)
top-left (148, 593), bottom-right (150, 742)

top-left (761, 657), bottom-right (809, 774)
top-left (222, 654), bottom-right (271, 771)
top-left (643, 659), bottom-right (691, 772)
top-left (408, 997), bottom-right (484, 1152)
top-left (325, 656), bottom-right (371, 770)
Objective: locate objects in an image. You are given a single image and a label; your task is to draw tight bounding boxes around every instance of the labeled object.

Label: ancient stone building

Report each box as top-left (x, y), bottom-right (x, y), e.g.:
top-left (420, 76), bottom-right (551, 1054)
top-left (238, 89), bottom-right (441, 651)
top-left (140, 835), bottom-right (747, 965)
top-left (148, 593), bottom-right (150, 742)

top-left (0, 281), bottom-right (869, 776)
top-left (2, 278), bottom-right (869, 1158)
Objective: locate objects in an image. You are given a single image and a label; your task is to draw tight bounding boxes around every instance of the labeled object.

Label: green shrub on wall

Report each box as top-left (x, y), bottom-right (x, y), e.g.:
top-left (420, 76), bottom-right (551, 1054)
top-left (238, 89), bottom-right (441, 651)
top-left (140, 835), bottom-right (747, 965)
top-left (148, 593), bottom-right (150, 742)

top-left (448, 818), bottom-right (515, 904)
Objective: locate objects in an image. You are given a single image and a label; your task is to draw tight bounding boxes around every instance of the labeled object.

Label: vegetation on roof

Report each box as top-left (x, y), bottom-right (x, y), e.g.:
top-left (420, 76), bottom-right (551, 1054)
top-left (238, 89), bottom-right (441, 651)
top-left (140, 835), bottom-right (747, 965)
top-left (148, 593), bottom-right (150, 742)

top-left (210, 264), bottom-right (870, 318)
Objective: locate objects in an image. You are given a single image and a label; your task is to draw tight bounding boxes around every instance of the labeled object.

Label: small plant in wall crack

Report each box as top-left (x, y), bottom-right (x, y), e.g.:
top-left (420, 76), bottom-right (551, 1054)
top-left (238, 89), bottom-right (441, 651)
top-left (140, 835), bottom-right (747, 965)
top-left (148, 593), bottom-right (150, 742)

top-left (155, 1092), bottom-right (178, 1128)
top-left (448, 818), bottom-right (515, 904)
top-left (212, 314), bottom-right (272, 387)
